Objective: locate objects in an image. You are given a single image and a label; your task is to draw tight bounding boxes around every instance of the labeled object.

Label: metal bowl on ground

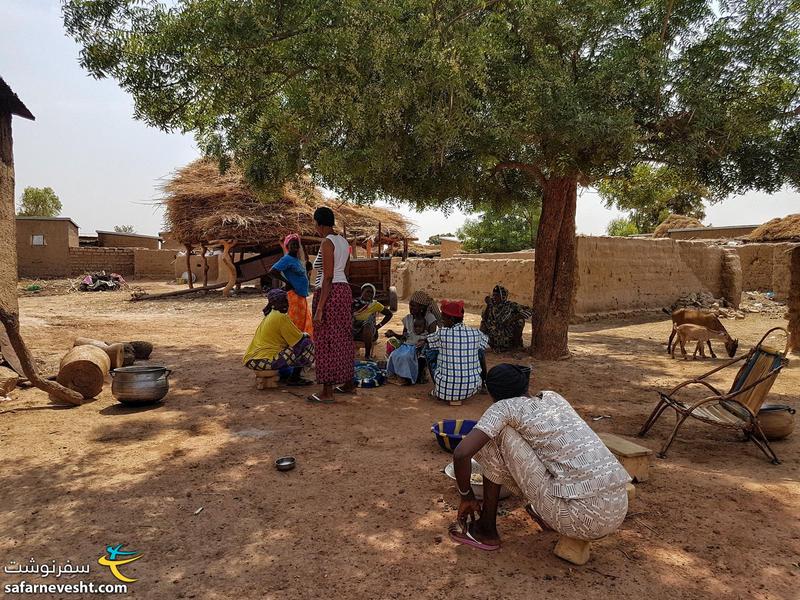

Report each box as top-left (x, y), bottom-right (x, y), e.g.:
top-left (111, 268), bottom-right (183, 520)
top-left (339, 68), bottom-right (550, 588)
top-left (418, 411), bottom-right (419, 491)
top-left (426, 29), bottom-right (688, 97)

top-left (757, 405), bottom-right (795, 440)
top-left (275, 457), bottom-right (296, 472)
top-left (111, 365), bottom-right (171, 406)
top-left (444, 459), bottom-right (511, 500)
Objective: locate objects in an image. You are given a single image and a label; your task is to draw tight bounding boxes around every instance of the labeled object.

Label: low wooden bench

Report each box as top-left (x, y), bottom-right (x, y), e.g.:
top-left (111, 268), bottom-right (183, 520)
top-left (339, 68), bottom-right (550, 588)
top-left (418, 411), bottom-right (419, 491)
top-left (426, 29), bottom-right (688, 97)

top-left (255, 370), bottom-right (280, 390)
top-left (598, 432), bottom-right (653, 483)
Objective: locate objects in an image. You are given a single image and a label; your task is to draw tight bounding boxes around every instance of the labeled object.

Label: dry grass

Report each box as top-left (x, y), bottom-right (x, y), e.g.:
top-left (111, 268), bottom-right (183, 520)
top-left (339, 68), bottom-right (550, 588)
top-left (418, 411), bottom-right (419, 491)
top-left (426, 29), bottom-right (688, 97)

top-left (748, 213), bottom-right (800, 242)
top-left (162, 159), bottom-right (414, 246)
top-left (652, 214), bottom-right (705, 238)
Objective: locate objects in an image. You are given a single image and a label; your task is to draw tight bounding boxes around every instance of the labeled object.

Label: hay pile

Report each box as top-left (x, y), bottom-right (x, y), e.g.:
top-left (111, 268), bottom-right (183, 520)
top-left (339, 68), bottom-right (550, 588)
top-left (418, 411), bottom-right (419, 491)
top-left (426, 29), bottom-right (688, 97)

top-left (162, 159), bottom-right (414, 246)
top-left (652, 214), bottom-right (705, 238)
top-left (748, 214), bottom-right (800, 242)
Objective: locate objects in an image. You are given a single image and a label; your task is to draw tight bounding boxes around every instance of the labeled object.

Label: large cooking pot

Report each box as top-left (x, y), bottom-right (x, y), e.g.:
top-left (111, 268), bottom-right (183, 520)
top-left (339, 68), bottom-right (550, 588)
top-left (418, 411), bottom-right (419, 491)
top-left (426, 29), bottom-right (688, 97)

top-left (111, 365), bottom-right (171, 406)
top-left (757, 405), bottom-right (795, 441)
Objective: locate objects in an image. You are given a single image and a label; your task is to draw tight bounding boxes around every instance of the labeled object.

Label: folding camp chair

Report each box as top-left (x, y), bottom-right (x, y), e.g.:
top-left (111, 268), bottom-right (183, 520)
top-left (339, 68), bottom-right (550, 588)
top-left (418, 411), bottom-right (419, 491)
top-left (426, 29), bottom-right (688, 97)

top-left (639, 327), bottom-right (790, 464)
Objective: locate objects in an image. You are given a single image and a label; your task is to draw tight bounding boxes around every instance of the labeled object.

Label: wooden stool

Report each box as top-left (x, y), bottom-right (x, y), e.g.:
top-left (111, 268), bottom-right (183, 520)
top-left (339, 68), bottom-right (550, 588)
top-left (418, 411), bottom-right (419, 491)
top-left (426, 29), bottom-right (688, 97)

top-left (554, 536), bottom-right (593, 566)
top-left (255, 370), bottom-right (280, 390)
top-left (598, 433), bottom-right (653, 482)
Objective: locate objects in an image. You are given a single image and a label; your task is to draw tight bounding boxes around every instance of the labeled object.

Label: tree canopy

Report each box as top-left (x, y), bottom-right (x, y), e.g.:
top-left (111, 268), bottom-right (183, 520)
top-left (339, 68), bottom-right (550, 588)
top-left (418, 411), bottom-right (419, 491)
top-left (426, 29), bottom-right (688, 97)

top-left (63, 0), bottom-right (800, 357)
top-left (598, 164), bottom-right (709, 233)
top-left (113, 224), bottom-right (135, 233)
top-left (16, 187), bottom-right (62, 217)
top-left (606, 217), bottom-right (640, 237)
top-left (458, 202), bottom-right (540, 253)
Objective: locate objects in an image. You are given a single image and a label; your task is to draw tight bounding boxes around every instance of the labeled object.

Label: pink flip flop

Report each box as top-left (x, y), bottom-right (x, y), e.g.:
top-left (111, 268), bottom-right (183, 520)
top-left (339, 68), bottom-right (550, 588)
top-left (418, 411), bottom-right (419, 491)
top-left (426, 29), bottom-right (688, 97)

top-left (448, 525), bottom-right (500, 551)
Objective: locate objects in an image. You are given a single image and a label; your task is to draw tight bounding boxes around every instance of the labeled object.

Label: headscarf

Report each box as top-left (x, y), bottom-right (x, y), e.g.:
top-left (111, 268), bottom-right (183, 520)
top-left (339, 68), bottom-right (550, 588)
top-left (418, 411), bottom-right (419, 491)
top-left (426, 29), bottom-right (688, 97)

top-left (353, 283), bottom-right (378, 316)
top-left (440, 299), bottom-right (465, 318)
top-left (410, 290), bottom-right (442, 323)
top-left (486, 364), bottom-right (531, 401)
top-left (493, 285), bottom-right (509, 303)
top-left (267, 288), bottom-right (288, 303)
top-left (283, 233), bottom-right (301, 249)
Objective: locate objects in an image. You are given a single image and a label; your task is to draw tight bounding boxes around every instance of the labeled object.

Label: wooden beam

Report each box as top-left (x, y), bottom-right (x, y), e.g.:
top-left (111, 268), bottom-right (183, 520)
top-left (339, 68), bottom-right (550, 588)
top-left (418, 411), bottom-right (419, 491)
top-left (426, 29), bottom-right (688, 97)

top-left (130, 282), bottom-right (226, 301)
top-left (377, 222), bottom-right (383, 280)
top-left (403, 238), bottom-right (409, 261)
top-left (0, 308), bottom-right (84, 405)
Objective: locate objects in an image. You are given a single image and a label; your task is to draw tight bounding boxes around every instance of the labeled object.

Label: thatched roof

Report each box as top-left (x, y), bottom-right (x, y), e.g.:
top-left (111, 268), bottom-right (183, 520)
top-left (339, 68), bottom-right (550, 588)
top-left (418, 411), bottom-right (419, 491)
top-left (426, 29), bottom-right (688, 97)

top-left (162, 159), bottom-right (414, 246)
top-left (652, 214), bottom-right (705, 238)
top-left (748, 214), bottom-right (800, 242)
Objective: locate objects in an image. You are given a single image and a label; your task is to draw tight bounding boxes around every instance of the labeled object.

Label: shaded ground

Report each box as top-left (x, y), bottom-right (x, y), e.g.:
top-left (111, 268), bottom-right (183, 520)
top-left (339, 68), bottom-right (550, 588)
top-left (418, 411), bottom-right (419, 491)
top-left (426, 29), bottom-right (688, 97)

top-left (1, 283), bottom-right (798, 599)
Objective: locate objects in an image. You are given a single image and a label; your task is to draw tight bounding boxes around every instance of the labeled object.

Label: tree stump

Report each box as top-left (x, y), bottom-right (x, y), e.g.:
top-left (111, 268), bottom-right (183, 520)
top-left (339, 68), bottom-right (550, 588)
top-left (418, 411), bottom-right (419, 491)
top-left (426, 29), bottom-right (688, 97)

top-left (58, 345), bottom-right (110, 399)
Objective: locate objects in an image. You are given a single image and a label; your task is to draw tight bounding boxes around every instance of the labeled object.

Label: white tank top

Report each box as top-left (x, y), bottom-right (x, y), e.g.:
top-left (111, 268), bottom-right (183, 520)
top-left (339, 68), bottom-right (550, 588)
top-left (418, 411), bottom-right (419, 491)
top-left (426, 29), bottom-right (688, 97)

top-left (313, 234), bottom-right (349, 288)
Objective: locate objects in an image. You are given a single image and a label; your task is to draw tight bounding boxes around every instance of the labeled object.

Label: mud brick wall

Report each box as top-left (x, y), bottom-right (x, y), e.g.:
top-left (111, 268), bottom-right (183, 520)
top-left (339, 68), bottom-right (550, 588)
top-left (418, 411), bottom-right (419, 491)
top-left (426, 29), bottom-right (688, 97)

top-left (393, 237), bottom-right (729, 319)
top-left (735, 243), bottom-right (796, 300)
top-left (133, 249), bottom-right (177, 280)
top-left (68, 247), bottom-right (135, 277)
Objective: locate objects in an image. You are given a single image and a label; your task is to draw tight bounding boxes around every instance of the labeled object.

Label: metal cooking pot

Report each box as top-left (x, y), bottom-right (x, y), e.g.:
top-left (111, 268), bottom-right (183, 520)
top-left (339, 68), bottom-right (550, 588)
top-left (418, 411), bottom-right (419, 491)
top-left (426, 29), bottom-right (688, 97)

top-left (111, 365), bottom-right (172, 405)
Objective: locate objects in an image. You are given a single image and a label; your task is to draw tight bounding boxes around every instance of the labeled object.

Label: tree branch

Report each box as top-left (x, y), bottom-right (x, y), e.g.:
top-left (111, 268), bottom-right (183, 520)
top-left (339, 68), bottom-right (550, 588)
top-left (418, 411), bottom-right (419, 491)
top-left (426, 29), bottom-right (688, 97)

top-left (492, 161), bottom-right (546, 186)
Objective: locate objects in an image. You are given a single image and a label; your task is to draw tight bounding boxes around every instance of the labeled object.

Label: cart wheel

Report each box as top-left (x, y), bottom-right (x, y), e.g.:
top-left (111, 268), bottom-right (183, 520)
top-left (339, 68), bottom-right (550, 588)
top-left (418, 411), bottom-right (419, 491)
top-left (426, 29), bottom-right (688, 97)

top-left (389, 286), bottom-right (398, 312)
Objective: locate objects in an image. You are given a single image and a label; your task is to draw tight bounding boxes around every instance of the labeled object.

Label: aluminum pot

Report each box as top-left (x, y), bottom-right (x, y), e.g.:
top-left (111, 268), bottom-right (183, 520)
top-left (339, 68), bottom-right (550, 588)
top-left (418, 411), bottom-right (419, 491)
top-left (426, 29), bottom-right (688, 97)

top-left (111, 365), bottom-right (171, 405)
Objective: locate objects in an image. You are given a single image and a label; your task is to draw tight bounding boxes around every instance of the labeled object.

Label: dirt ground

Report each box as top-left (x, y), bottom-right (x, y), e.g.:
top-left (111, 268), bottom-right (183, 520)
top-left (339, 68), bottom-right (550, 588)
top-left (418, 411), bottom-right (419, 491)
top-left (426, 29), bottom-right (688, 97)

top-left (1, 283), bottom-right (798, 600)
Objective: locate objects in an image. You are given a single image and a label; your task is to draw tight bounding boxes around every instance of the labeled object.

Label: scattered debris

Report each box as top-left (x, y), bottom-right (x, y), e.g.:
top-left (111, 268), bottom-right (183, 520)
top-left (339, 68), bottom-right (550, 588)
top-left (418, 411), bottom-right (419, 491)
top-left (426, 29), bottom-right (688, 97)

top-left (193, 507), bottom-right (204, 516)
top-left (79, 272), bottom-right (127, 292)
top-left (669, 291), bottom-right (785, 320)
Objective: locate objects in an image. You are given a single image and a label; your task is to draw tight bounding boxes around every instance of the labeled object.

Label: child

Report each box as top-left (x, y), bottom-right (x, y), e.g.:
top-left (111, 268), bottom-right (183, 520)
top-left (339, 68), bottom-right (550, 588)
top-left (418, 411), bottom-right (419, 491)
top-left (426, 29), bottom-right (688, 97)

top-left (385, 314), bottom-right (431, 385)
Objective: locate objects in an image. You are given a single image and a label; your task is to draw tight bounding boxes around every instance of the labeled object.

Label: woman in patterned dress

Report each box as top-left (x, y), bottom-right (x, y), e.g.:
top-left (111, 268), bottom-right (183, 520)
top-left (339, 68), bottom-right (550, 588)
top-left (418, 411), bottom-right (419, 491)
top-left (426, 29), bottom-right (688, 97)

top-left (308, 207), bottom-right (356, 403)
top-left (448, 364), bottom-right (630, 550)
top-left (480, 285), bottom-right (532, 351)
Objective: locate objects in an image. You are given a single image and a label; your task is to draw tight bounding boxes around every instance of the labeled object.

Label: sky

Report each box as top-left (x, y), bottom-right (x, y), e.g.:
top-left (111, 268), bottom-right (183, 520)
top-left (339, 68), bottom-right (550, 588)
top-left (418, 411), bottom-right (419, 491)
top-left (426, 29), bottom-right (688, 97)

top-left (2, 1), bottom-right (797, 243)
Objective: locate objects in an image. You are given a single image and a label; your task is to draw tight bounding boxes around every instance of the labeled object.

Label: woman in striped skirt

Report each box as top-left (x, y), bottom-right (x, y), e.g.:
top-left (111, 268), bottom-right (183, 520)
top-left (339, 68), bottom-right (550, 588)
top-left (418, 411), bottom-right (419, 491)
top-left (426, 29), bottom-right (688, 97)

top-left (308, 207), bottom-right (356, 403)
top-left (448, 364), bottom-right (630, 551)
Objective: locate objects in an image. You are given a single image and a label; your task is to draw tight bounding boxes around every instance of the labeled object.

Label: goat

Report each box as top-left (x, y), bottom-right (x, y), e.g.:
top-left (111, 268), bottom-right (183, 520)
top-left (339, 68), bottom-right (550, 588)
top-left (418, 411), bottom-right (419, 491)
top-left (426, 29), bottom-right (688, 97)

top-left (671, 324), bottom-right (732, 360)
top-left (664, 307), bottom-right (738, 358)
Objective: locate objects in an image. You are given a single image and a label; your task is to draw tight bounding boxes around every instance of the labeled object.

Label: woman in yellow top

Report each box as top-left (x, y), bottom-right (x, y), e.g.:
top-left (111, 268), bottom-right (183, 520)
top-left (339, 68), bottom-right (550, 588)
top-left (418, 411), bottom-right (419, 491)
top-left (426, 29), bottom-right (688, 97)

top-left (352, 283), bottom-right (393, 361)
top-left (244, 289), bottom-right (315, 385)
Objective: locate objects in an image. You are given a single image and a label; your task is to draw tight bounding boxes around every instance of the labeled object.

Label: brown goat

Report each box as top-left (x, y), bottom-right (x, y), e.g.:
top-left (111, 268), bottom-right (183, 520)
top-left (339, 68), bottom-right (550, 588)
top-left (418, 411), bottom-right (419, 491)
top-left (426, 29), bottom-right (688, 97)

top-left (664, 307), bottom-right (739, 358)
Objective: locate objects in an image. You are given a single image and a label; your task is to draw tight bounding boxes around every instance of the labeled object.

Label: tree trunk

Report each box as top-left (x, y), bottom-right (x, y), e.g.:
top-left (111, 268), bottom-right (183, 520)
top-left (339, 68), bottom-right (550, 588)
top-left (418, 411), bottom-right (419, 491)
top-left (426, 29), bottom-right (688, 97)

top-left (530, 176), bottom-right (578, 360)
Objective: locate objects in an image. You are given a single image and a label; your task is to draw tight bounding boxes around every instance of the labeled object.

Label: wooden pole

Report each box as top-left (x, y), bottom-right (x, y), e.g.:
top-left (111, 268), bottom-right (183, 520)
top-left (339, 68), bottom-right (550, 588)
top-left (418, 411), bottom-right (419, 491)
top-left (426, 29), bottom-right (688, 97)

top-left (366, 238), bottom-right (373, 258)
top-left (377, 222), bottom-right (383, 280)
top-left (201, 243), bottom-right (209, 288)
top-left (184, 244), bottom-right (194, 289)
top-left (235, 250), bottom-right (244, 292)
top-left (220, 240), bottom-right (238, 297)
top-left (403, 238), bottom-right (409, 261)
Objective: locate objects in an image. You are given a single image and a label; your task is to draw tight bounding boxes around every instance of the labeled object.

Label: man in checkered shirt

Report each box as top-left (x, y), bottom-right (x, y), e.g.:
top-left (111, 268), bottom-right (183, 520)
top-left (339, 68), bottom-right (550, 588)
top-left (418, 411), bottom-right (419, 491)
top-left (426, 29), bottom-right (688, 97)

top-left (427, 299), bottom-right (489, 403)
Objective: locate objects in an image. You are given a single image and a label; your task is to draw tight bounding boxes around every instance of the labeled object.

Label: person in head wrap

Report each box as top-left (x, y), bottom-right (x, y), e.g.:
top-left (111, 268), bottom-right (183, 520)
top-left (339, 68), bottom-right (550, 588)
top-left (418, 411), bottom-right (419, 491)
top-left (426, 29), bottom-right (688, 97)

top-left (243, 288), bottom-right (314, 385)
top-left (269, 233), bottom-right (314, 334)
top-left (447, 363), bottom-right (630, 552)
top-left (480, 285), bottom-right (532, 351)
top-left (424, 299), bottom-right (489, 404)
top-left (408, 289), bottom-right (442, 325)
top-left (384, 290), bottom-right (440, 385)
top-left (351, 283), bottom-right (393, 360)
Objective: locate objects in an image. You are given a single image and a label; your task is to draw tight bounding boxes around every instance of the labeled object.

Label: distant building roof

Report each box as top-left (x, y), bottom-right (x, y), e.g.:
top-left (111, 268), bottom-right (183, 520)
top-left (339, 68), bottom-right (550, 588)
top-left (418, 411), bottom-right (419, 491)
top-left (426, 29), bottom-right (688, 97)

top-left (0, 76), bottom-right (35, 120)
top-left (96, 230), bottom-right (162, 240)
top-left (439, 237), bottom-right (461, 242)
top-left (16, 216), bottom-right (79, 228)
top-left (667, 224), bottom-right (758, 233)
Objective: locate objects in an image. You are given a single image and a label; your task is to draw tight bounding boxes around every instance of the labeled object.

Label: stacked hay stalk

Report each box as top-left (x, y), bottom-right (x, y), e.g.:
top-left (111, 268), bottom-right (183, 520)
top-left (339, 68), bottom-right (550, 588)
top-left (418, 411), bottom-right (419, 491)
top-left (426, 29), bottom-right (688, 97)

top-left (652, 214), bottom-right (705, 238)
top-left (747, 214), bottom-right (800, 243)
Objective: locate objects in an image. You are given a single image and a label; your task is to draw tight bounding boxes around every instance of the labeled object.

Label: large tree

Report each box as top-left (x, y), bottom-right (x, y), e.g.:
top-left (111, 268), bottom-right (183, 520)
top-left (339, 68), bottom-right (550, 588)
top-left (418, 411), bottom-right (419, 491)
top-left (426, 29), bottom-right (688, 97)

top-left (64, 0), bottom-right (800, 358)
top-left (17, 186), bottom-right (61, 217)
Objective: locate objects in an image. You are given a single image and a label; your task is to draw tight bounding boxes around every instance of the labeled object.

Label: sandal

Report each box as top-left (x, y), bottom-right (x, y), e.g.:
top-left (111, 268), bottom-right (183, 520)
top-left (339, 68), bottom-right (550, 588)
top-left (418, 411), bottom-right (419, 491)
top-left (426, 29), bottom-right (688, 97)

top-left (448, 522), bottom-right (500, 551)
top-left (334, 385), bottom-right (357, 395)
top-left (306, 394), bottom-right (335, 404)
